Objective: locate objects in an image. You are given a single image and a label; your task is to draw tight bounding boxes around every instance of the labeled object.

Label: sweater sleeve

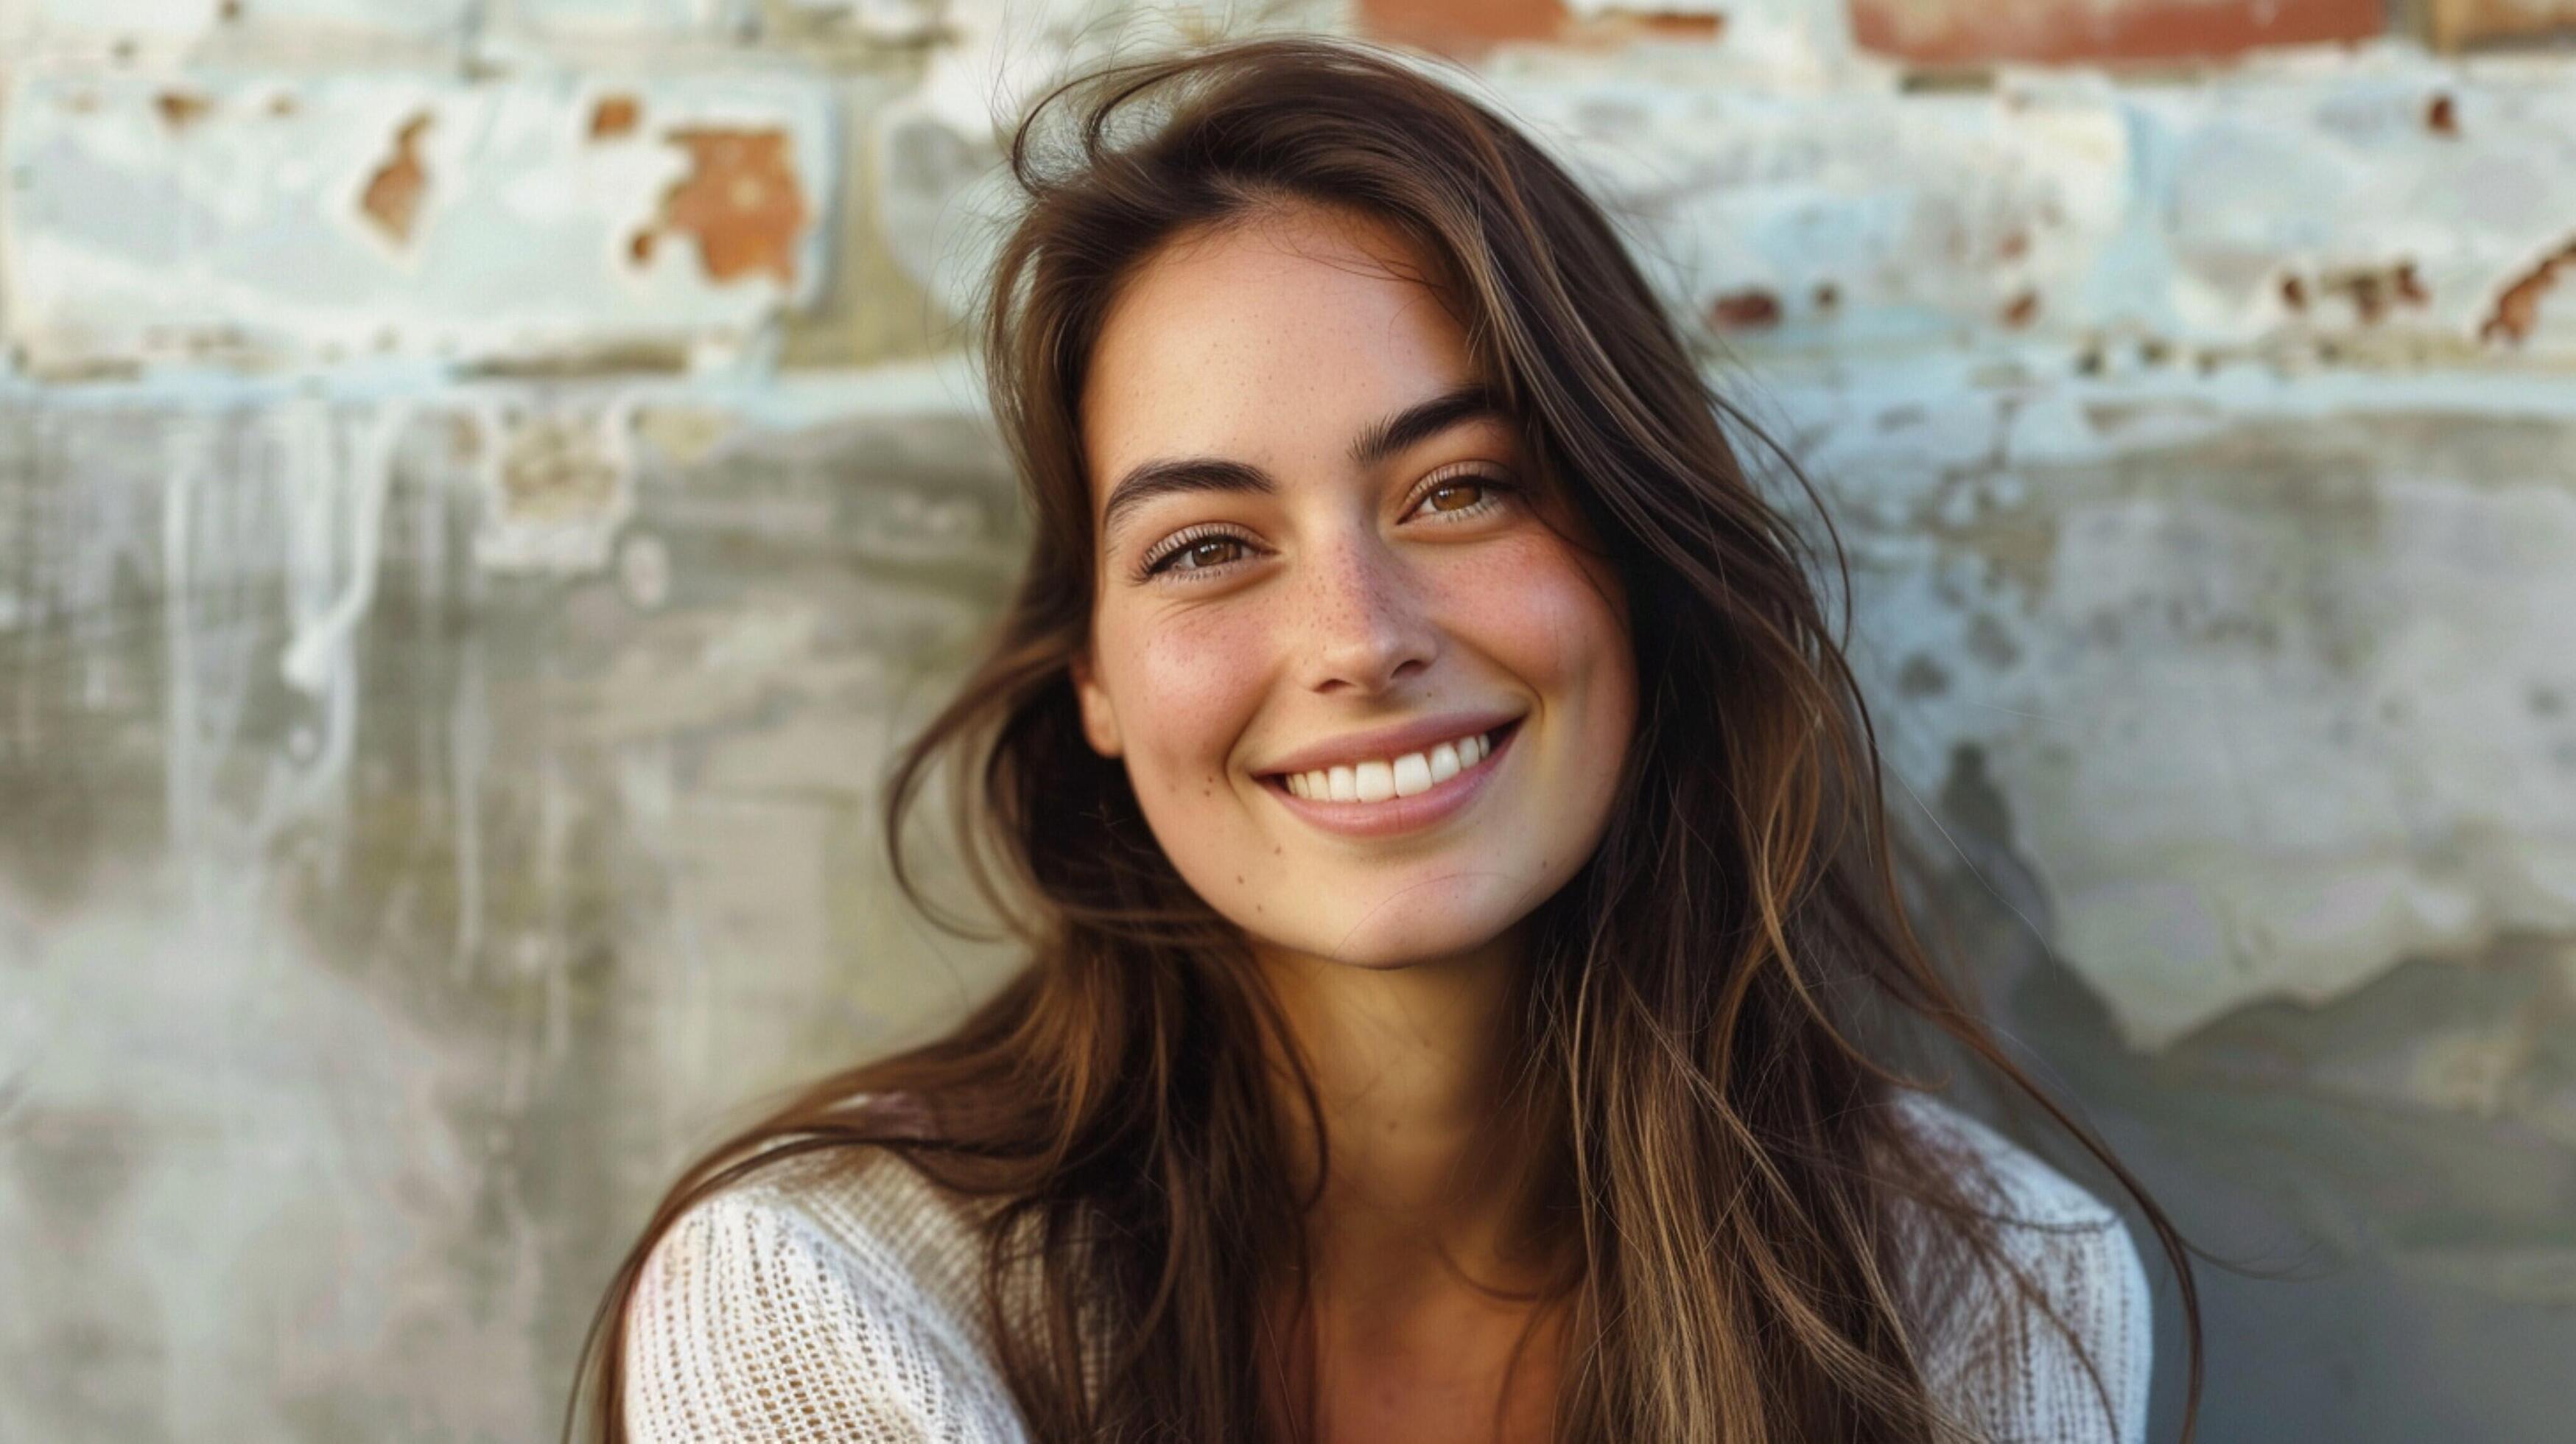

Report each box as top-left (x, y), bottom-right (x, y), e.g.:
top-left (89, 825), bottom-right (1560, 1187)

top-left (1899, 1102), bottom-right (2157, 1444)
top-left (620, 1185), bottom-right (1019, 1443)
top-left (1940, 1205), bottom-right (2154, 1443)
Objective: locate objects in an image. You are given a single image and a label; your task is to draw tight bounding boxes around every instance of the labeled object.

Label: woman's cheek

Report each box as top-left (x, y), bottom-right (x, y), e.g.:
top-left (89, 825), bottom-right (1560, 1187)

top-left (1440, 532), bottom-right (1623, 679)
top-left (1116, 601), bottom-right (1271, 786)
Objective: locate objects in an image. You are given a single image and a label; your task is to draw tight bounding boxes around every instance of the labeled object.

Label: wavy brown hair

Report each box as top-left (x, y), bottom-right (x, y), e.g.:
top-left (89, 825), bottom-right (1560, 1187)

top-left (571, 33), bottom-right (2202, 1443)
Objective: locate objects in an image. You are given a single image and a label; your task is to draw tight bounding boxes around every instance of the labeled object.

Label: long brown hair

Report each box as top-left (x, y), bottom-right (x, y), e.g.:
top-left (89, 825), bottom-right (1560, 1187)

top-left (572, 33), bottom-right (2202, 1443)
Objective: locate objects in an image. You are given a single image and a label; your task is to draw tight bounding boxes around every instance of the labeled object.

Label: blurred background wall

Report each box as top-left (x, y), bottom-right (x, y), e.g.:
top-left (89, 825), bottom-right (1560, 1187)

top-left (2, 0), bottom-right (2572, 1437)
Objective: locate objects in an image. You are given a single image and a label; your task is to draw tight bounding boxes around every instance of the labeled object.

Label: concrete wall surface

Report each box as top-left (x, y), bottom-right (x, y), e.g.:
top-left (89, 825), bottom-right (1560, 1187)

top-left (2, 0), bottom-right (2572, 1438)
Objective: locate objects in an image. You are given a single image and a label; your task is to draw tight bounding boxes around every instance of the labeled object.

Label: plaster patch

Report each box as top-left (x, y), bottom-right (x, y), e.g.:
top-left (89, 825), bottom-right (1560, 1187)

top-left (471, 398), bottom-right (636, 575)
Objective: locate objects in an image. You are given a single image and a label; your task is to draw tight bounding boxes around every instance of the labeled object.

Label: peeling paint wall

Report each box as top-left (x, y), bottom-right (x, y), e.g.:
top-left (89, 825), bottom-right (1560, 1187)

top-left (3, 1), bottom-right (2574, 1440)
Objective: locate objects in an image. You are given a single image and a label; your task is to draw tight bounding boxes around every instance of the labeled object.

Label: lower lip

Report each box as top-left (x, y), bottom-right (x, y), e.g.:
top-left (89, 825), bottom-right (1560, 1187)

top-left (1260, 721), bottom-right (1522, 839)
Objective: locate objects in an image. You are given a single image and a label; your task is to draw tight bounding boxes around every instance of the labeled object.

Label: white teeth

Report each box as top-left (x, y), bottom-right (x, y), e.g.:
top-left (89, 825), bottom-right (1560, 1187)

top-left (1391, 752), bottom-right (1432, 797)
top-left (1281, 729), bottom-right (1501, 805)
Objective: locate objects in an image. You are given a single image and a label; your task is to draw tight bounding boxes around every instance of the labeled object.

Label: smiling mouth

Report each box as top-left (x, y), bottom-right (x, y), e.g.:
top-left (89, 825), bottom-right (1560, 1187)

top-left (1263, 718), bottom-right (1522, 805)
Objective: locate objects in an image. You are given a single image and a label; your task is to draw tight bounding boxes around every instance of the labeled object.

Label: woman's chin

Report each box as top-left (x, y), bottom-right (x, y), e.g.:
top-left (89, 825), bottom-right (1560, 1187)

top-left (1249, 882), bottom-right (1531, 972)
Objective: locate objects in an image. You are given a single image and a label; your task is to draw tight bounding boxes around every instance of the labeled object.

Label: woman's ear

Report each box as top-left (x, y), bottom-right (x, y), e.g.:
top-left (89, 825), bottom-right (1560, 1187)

top-left (1070, 650), bottom-right (1124, 758)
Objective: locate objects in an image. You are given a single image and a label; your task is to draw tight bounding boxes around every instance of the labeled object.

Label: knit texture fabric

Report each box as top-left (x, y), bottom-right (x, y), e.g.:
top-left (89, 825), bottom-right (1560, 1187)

top-left (622, 1092), bottom-right (2153, 1443)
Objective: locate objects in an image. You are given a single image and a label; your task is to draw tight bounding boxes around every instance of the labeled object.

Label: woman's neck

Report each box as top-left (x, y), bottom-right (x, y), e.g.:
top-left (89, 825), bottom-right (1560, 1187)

top-left (1247, 932), bottom-right (1571, 1441)
top-left (1252, 931), bottom-right (1559, 1300)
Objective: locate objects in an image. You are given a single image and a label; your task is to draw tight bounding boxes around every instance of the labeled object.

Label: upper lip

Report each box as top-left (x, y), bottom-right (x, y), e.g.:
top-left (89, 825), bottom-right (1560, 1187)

top-left (1253, 709), bottom-right (1523, 777)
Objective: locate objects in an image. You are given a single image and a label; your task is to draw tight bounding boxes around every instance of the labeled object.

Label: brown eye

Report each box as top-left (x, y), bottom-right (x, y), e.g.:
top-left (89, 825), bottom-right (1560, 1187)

top-left (1409, 473), bottom-right (1513, 523)
top-left (1427, 480), bottom-right (1484, 512)
top-left (1164, 536), bottom-right (1243, 572)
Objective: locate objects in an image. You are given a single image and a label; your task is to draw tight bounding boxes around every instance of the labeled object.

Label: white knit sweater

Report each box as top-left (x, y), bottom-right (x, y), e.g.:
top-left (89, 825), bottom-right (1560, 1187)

top-left (622, 1093), bottom-right (2153, 1442)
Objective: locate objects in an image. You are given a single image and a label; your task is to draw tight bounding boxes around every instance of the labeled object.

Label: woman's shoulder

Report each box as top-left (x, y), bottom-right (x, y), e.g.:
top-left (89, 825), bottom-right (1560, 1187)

top-left (1885, 1090), bottom-right (2136, 1233)
top-left (1881, 1090), bottom-right (2156, 1444)
top-left (620, 1133), bottom-right (1025, 1442)
top-left (661, 1141), bottom-right (993, 1322)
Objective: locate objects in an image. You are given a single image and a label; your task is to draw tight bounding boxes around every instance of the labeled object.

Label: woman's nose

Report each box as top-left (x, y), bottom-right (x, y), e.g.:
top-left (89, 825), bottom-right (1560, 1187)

top-left (1297, 529), bottom-right (1437, 695)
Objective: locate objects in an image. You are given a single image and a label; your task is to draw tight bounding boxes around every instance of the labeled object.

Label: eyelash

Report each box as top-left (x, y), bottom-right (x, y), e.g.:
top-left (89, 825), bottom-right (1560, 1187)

top-left (1133, 467), bottom-right (1520, 584)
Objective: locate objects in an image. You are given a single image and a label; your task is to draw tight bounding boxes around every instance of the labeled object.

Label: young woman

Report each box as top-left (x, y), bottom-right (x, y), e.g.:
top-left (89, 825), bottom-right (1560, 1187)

top-left (574, 35), bottom-right (2202, 1444)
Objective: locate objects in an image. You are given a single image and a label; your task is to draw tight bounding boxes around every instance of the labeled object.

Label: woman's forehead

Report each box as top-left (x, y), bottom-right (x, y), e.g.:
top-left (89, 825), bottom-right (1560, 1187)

top-left (1079, 211), bottom-right (1482, 500)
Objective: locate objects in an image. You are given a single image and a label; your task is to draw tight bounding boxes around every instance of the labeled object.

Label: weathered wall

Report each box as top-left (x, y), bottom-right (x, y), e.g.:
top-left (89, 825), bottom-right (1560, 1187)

top-left (1, 1), bottom-right (2571, 1438)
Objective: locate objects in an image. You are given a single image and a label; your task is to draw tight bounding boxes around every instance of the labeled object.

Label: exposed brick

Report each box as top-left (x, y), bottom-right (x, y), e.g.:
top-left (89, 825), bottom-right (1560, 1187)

top-left (1850, 0), bottom-right (2384, 66)
top-left (2481, 238), bottom-right (2576, 345)
top-left (1710, 287), bottom-right (1783, 329)
top-left (1358, 0), bottom-right (1741, 53)
top-left (0, 69), bottom-right (838, 374)
top-left (636, 129), bottom-right (811, 287)
top-left (2424, 0), bottom-right (2576, 50)
top-left (589, 94), bottom-right (641, 141)
top-left (358, 113), bottom-right (435, 247)
top-left (1358, 0), bottom-right (1566, 52)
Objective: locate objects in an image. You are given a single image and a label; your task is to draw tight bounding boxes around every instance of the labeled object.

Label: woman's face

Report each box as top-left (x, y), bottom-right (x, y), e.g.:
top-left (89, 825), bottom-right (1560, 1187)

top-left (1073, 203), bottom-right (1637, 970)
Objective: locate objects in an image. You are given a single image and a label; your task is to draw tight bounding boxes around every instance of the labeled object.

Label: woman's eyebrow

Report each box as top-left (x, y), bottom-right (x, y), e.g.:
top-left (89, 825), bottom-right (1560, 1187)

top-left (1098, 382), bottom-right (1504, 544)
top-left (1098, 458), bottom-right (1274, 548)
top-left (1346, 381), bottom-right (1501, 468)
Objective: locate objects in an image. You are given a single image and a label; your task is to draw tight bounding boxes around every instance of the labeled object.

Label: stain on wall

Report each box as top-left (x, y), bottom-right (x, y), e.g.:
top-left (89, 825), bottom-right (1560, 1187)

top-left (0, 379), bottom-right (1028, 1439)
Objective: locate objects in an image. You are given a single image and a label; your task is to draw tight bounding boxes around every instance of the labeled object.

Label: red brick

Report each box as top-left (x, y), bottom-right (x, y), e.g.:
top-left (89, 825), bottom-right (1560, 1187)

top-left (589, 94), bottom-right (641, 141)
top-left (358, 113), bottom-right (434, 247)
top-left (2482, 239), bottom-right (2576, 346)
top-left (2424, 0), bottom-right (2576, 50)
top-left (642, 129), bottom-right (810, 285)
top-left (1358, 0), bottom-right (1565, 53)
top-left (1849, 0), bottom-right (2383, 66)
top-left (1709, 288), bottom-right (1782, 330)
top-left (1357, 0), bottom-right (1736, 55)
